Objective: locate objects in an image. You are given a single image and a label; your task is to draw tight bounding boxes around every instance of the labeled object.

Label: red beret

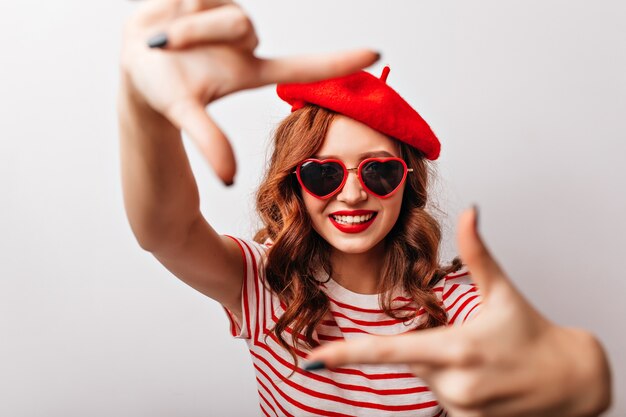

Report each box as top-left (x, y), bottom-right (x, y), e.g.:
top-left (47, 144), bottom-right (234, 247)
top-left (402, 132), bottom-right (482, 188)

top-left (276, 66), bottom-right (440, 160)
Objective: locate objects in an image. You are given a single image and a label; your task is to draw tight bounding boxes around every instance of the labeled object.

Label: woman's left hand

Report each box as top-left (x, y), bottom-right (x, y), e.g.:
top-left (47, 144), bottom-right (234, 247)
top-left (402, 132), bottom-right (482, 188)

top-left (306, 207), bottom-right (612, 417)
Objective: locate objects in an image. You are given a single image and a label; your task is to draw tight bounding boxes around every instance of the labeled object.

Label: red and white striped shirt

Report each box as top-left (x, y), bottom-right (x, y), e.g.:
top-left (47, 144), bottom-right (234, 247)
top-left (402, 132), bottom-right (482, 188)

top-left (223, 236), bottom-right (481, 417)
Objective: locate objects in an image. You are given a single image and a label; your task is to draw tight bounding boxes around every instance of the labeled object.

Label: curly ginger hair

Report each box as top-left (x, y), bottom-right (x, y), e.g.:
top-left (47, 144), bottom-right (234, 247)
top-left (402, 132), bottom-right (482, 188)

top-left (254, 106), bottom-right (461, 365)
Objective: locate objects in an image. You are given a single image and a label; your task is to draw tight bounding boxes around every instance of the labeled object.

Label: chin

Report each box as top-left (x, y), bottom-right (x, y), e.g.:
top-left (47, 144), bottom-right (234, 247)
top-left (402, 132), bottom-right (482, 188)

top-left (319, 232), bottom-right (384, 255)
top-left (332, 242), bottom-right (374, 254)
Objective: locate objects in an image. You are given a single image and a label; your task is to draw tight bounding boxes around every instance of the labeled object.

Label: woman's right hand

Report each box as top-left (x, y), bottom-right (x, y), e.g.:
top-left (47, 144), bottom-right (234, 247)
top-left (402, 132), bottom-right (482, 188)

top-left (307, 207), bottom-right (612, 417)
top-left (120, 0), bottom-right (379, 184)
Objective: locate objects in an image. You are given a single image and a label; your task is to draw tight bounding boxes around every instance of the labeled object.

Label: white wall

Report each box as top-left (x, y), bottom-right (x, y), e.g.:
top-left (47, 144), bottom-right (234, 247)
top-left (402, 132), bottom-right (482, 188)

top-left (0, 0), bottom-right (624, 415)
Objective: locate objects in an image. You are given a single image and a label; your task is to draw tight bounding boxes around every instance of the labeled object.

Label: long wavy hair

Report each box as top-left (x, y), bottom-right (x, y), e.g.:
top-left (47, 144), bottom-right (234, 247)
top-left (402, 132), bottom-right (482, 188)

top-left (254, 105), bottom-right (461, 364)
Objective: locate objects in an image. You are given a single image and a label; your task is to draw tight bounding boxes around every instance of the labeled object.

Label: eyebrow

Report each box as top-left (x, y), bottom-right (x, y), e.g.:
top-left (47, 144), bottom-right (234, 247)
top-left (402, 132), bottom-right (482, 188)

top-left (313, 150), bottom-right (396, 160)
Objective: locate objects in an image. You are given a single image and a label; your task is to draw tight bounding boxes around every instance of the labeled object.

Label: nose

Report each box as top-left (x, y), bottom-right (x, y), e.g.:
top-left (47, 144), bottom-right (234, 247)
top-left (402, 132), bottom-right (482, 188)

top-left (336, 170), bottom-right (367, 203)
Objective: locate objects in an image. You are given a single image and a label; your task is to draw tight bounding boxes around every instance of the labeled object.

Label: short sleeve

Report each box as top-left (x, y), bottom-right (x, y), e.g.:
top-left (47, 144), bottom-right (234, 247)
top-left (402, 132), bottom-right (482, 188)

top-left (222, 235), bottom-right (270, 340)
top-left (439, 266), bottom-right (482, 326)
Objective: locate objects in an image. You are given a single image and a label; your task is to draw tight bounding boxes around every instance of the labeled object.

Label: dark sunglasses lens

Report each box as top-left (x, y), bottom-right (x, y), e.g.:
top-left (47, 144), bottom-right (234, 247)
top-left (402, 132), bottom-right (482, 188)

top-left (361, 160), bottom-right (405, 196)
top-left (299, 161), bottom-right (345, 197)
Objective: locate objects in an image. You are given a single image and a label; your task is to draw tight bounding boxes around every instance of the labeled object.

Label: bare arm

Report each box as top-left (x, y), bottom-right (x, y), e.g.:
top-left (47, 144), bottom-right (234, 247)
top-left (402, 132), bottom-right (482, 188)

top-left (118, 74), bottom-right (198, 249)
top-left (118, 73), bottom-right (245, 313)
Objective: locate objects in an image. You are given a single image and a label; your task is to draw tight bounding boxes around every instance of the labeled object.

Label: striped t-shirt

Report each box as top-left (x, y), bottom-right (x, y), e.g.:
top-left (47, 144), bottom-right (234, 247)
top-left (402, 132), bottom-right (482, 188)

top-left (223, 236), bottom-right (482, 417)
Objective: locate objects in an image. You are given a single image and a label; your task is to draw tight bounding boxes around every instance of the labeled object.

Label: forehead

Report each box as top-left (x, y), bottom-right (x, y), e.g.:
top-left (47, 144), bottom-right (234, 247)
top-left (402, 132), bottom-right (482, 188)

top-left (314, 115), bottom-right (400, 160)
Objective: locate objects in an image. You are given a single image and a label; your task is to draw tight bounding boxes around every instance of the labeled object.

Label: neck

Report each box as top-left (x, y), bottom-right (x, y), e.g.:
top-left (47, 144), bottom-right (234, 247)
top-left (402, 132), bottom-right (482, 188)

top-left (329, 241), bottom-right (386, 294)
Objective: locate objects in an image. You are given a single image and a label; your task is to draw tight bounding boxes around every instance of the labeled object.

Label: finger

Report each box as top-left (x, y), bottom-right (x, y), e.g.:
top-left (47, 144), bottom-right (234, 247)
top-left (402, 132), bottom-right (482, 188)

top-left (177, 0), bottom-right (233, 15)
top-left (165, 5), bottom-right (255, 49)
top-left (457, 206), bottom-right (509, 299)
top-left (142, 0), bottom-right (233, 16)
top-left (254, 49), bottom-right (381, 87)
top-left (167, 99), bottom-right (237, 184)
top-left (306, 327), bottom-right (466, 370)
top-left (134, 0), bottom-right (232, 27)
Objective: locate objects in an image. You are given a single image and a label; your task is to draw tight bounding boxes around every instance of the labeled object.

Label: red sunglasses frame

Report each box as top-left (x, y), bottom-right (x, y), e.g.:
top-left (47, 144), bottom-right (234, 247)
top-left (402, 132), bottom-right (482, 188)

top-left (294, 157), bottom-right (413, 200)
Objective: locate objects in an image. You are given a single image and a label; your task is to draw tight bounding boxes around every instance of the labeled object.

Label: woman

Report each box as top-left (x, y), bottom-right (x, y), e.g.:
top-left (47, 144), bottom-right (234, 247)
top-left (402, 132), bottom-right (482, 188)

top-left (118, 0), bottom-right (611, 416)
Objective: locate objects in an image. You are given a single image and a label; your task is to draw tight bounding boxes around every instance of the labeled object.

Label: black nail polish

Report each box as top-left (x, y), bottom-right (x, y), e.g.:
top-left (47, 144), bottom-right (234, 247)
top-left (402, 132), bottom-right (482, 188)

top-left (147, 32), bottom-right (168, 49)
top-left (224, 179), bottom-right (234, 187)
top-left (472, 204), bottom-right (480, 229)
top-left (303, 361), bottom-right (326, 371)
top-left (374, 51), bottom-right (382, 62)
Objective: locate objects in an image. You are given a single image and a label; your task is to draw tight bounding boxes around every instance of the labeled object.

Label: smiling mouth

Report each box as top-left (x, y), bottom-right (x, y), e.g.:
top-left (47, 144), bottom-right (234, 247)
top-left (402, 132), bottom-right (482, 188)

top-left (329, 212), bottom-right (377, 225)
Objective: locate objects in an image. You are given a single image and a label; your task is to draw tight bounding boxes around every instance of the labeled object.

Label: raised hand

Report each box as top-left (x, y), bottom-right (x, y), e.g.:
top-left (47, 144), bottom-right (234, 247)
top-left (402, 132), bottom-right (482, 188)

top-left (306, 207), bottom-right (612, 417)
top-left (120, 0), bottom-right (379, 184)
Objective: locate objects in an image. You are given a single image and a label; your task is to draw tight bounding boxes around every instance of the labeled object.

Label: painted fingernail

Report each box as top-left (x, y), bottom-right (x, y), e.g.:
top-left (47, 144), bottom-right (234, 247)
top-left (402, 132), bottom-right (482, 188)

top-left (374, 51), bottom-right (382, 62)
top-left (303, 361), bottom-right (326, 371)
top-left (472, 204), bottom-right (480, 229)
top-left (147, 32), bottom-right (168, 49)
top-left (224, 179), bottom-right (234, 187)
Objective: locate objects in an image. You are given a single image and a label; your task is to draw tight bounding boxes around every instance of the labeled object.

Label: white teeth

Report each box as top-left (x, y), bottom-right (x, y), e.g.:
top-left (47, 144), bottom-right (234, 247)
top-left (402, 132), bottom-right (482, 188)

top-left (331, 213), bottom-right (375, 225)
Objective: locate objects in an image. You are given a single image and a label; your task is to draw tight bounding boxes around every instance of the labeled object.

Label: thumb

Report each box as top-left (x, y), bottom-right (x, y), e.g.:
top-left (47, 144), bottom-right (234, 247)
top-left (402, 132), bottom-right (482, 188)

top-left (167, 98), bottom-right (237, 185)
top-left (457, 206), bottom-right (508, 300)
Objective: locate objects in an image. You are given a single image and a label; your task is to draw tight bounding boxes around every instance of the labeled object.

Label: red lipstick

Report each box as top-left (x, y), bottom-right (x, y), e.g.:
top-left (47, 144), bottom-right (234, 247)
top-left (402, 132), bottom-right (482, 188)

top-left (328, 210), bottom-right (377, 234)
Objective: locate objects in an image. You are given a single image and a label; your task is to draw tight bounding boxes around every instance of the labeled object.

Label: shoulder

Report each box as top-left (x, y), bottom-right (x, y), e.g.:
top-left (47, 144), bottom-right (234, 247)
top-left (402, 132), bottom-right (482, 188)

top-left (432, 264), bottom-right (474, 290)
top-left (223, 235), bottom-right (270, 270)
top-left (433, 265), bottom-right (482, 325)
top-left (443, 265), bottom-right (475, 287)
top-left (221, 236), bottom-right (273, 340)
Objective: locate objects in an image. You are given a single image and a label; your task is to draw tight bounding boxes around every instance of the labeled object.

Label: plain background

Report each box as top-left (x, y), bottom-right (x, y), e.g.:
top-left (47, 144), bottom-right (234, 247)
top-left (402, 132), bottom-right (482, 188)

top-left (1, 0), bottom-right (624, 416)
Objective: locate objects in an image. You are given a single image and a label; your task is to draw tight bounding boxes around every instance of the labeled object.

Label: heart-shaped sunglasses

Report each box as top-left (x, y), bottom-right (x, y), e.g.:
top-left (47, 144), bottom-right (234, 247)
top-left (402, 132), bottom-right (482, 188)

top-left (294, 157), bottom-right (413, 199)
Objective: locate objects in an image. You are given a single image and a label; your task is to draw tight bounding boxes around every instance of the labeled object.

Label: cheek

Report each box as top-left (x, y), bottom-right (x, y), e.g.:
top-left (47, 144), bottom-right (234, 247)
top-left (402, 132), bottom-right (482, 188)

top-left (384, 189), bottom-right (405, 224)
top-left (302, 194), bottom-right (327, 225)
